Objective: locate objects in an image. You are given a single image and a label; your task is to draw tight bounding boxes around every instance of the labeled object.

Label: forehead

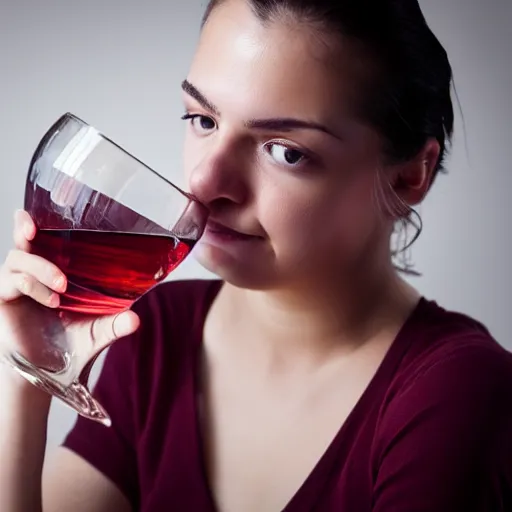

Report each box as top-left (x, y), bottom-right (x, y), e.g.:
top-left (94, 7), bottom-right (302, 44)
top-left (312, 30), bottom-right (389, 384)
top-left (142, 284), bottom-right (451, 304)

top-left (187, 0), bottom-right (364, 123)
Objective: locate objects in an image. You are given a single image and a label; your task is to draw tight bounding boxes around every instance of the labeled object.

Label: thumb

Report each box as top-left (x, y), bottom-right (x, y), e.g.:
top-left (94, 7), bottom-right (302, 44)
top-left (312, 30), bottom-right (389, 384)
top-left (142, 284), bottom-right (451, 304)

top-left (89, 310), bottom-right (140, 354)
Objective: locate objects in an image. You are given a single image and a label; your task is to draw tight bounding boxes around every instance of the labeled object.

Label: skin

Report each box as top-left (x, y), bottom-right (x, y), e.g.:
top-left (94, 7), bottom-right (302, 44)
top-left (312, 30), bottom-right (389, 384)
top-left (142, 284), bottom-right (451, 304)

top-left (0, 0), bottom-right (440, 511)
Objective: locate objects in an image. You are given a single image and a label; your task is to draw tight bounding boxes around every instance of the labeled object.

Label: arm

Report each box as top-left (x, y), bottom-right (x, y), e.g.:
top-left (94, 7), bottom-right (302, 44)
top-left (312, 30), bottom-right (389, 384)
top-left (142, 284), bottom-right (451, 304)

top-left (0, 367), bottom-right (49, 512)
top-left (0, 210), bottom-right (139, 511)
top-left (44, 329), bottom-right (142, 511)
top-left (0, 368), bottom-right (130, 512)
top-left (43, 448), bottom-right (130, 512)
top-left (372, 342), bottom-right (512, 511)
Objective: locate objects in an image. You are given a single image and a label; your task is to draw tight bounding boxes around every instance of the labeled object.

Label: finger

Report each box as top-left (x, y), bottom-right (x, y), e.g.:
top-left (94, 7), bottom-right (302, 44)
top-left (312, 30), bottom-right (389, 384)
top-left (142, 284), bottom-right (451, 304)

top-left (90, 310), bottom-right (140, 353)
top-left (13, 210), bottom-right (36, 250)
top-left (4, 250), bottom-right (66, 293)
top-left (0, 271), bottom-right (59, 307)
top-left (0, 267), bottom-right (23, 302)
top-left (14, 209), bottom-right (36, 240)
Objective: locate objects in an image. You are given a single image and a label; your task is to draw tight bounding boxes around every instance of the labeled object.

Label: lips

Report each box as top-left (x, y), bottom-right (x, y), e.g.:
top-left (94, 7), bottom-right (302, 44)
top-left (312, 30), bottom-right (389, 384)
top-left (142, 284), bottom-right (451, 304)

top-left (206, 220), bottom-right (258, 241)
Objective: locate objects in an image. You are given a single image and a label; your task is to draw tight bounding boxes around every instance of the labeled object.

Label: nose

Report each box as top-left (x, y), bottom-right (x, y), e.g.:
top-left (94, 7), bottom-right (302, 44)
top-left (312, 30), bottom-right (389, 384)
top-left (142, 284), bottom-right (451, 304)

top-left (188, 139), bottom-right (249, 210)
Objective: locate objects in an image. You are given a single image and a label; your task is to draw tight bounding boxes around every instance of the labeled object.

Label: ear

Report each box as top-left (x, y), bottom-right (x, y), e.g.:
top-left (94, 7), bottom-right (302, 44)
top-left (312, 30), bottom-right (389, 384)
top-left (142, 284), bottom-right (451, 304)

top-left (391, 138), bottom-right (441, 206)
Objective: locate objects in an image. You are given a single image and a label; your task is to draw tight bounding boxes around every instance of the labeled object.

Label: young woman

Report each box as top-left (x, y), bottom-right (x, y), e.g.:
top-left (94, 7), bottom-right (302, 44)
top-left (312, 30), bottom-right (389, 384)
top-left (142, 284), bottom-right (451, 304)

top-left (2, 0), bottom-right (511, 511)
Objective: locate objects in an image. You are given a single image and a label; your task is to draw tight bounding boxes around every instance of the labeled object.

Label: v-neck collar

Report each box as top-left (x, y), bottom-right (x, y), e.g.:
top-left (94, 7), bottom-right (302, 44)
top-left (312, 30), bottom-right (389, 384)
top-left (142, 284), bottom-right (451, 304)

top-left (186, 281), bottom-right (427, 512)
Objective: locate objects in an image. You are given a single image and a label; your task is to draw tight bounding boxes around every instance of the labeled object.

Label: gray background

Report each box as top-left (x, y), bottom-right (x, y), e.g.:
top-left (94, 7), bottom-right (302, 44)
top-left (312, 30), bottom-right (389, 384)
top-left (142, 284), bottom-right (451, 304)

top-left (0, 0), bottom-right (510, 449)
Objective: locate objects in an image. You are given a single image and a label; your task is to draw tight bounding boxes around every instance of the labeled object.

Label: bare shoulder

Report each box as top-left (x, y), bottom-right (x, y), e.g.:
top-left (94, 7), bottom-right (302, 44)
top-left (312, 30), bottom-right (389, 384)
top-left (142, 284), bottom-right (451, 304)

top-left (43, 446), bottom-right (131, 512)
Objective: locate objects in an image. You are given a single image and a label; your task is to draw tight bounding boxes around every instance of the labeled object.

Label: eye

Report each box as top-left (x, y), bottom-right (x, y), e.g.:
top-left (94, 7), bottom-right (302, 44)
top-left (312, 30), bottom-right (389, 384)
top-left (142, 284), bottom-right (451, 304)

top-left (266, 143), bottom-right (307, 167)
top-left (181, 113), bottom-right (217, 134)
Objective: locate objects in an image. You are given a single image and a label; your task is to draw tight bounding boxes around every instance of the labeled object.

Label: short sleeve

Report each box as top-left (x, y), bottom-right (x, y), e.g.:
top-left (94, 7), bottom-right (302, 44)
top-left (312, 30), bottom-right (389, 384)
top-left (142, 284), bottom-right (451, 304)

top-left (62, 332), bottom-right (140, 507)
top-left (372, 340), bottom-right (512, 511)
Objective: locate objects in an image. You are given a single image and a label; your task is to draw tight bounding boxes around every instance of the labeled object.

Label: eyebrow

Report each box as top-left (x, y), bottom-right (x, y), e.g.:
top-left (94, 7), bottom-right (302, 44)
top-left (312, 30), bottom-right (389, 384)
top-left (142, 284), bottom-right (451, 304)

top-left (245, 118), bottom-right (341, 140)
top-left (182, 79), bottom-right (219, 115)
top-left (181, 79), bottom-right (342, 141)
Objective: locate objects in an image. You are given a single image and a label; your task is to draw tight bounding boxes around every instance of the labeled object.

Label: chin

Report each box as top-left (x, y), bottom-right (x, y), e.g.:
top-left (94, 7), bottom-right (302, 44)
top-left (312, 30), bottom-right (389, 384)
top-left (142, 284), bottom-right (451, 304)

top-left (193, 242), bottom-right (278, 290)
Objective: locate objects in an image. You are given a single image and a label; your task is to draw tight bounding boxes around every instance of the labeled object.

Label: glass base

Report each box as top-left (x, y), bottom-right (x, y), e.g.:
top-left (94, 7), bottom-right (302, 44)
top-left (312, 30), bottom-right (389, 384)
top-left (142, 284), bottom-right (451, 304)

top-left (3, 352), bottom-right (111, 427)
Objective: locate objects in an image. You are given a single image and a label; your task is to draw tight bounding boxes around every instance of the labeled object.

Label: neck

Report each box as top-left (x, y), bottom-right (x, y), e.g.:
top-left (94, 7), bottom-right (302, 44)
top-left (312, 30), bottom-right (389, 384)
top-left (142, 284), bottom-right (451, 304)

top-left (223, 259), bottom-right (419, 363)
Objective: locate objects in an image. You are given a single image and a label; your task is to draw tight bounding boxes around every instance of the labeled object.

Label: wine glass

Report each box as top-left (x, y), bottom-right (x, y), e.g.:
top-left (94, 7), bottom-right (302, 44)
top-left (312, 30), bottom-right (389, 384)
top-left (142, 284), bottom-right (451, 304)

top-left (0, 113), bottom-right (208, 426)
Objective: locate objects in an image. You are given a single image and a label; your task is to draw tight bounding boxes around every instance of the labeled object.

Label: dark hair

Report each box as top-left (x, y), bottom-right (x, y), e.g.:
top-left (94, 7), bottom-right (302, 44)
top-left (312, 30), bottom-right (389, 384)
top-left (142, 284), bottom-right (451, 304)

top-left (202, 0), bottom-right (455, 272)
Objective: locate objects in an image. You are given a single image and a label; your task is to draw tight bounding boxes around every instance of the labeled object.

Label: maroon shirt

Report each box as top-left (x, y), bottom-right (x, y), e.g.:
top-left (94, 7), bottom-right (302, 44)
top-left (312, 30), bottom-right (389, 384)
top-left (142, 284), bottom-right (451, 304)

top-left (64, 280), bottom-right (512, 511)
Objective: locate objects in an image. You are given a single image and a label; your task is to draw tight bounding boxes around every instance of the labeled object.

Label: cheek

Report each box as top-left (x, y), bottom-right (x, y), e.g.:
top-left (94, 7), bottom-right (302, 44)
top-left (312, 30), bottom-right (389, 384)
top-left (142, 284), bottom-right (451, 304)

top-left (332, 176), bottom-right (382, 240)
top-left (259, 173), bottom-right (381, 259)
top-left (330, 179), bottom-right (386, 259)
top-left (256, 181), bottom-right (334, 257)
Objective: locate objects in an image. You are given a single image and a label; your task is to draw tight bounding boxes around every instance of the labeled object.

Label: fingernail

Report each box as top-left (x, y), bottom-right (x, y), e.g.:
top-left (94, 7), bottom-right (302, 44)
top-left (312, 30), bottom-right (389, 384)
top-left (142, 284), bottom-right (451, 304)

top-left (47, 293), bottom-right (60, 308)
top-left (53, 275), bottom-right (66, 292)
top-left (113, 312), bottom-right (137, 338)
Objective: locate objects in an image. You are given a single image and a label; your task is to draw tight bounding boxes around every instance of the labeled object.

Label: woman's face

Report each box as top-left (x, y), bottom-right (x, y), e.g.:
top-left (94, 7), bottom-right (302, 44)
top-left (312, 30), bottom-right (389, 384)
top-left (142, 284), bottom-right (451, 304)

top-left (183, 0), bottom-right (391, 290)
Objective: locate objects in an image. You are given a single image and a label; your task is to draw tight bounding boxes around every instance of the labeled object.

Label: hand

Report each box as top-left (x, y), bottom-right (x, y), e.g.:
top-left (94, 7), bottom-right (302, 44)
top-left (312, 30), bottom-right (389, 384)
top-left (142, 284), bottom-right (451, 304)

top-left (0, 210), bottom-right (140, 379)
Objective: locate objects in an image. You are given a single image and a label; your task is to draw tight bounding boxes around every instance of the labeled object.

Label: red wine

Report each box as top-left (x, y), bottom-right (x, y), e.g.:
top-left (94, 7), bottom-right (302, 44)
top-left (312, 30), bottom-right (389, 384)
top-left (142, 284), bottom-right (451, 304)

top-left (30, 229), bottom-right (193, 315)
top-left (24, 157), bottom-right (207, 315)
